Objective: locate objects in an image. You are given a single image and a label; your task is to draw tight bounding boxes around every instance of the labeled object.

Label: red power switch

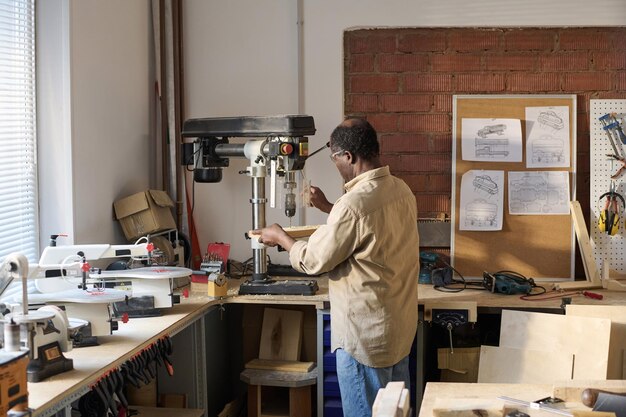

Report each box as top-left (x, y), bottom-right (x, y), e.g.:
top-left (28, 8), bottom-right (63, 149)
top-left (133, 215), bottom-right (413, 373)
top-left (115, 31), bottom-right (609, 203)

top-left (280, 143), bottom-right (293, 155)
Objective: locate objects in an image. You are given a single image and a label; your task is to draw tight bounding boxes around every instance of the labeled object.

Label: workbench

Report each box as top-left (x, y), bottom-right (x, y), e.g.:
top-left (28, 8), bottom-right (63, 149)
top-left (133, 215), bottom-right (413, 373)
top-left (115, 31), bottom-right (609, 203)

top-left (419, 380), bottom-right (626, 416)
top-left (26, 278), bottom-right (626, 417)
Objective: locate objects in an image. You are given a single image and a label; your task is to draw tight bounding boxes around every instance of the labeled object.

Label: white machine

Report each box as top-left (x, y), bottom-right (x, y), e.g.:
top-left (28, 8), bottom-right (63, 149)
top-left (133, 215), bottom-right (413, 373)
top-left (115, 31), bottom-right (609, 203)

top-left (1, 253), bottom-right (80, 382)
top-left (27, 241), bottom-right (191, 336)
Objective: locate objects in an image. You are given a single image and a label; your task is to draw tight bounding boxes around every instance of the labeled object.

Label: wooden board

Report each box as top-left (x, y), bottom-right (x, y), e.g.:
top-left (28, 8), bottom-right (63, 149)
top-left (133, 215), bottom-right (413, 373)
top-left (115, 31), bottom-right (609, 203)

top-left (477, 345), bottom-right (573, 383)
top-left (258, 307), bottom-right (303, 361)
top-left (452, 95), bottom-right (576, 280)
top-left (566, 305), bottom-right (626, 379)
top-left (499, 310), bottom-right (611, 380)
top-left (248, 225), bottom-right (320, 239)
top-left (130, 406), bottom-right (204, 417)
top-left (570, 201), bottom-right (601, 285)
top-left (372, 382), bottom-right (410, 417)
top-left (437, 347), bottom-right (480, 383)
top-left (245, 358), bottom-right (315, 373)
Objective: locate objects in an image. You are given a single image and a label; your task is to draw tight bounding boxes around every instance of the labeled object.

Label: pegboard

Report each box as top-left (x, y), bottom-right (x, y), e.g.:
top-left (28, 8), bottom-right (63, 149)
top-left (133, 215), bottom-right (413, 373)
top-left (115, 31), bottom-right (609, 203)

top-left (590, 99), bottom-right (626, 274)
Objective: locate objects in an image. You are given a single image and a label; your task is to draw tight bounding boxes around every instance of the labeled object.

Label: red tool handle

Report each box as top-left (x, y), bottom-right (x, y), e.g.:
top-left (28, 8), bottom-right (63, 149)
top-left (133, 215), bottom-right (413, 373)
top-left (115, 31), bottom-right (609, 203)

top-left (582, 291), bottom-right (603, 300)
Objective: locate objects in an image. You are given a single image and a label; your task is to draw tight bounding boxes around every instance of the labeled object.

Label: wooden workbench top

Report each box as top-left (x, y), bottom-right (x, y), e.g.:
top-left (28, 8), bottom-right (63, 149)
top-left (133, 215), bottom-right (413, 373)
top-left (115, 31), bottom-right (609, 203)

top-left (215, 278), bottom-right (626, 310)
top-left (419, 380), bottom-right (626, 416)
top-left (29, 297), bottom-right (214, 416)
top-left (416, 283), bottom-right (626, 310)
top-left (220, 276), bottom-right (626, 310)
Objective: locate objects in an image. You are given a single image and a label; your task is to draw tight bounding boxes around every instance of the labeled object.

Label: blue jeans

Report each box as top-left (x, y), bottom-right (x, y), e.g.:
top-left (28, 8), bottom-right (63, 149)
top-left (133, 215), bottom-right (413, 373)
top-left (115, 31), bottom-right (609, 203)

top-left (335, 348), bottom-right (411, 417)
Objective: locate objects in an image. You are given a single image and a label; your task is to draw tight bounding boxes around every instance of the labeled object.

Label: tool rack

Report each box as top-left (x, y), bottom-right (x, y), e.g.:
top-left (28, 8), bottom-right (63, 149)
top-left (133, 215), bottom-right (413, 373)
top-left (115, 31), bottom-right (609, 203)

top-left (590, 100), bottom-right (626, 274)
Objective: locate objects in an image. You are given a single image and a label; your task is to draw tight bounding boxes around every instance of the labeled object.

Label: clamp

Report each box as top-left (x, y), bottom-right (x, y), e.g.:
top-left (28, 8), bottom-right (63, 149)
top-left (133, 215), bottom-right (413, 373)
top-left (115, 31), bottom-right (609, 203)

top-left (599, 113), bottom-right (626, 179)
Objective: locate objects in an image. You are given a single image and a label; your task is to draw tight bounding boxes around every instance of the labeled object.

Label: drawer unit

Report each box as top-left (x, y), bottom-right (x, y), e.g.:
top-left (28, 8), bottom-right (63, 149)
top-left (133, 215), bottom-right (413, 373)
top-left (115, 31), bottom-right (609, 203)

top-left (317, 310), bottom-right (343, 417)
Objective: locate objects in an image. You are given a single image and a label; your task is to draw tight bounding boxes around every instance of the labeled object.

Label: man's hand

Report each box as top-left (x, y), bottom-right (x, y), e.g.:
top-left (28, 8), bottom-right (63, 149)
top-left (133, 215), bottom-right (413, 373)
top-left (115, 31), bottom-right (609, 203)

top-left (309, 186), bottom-right (333, 214)
top-left (251, 223), bottom-right (296, 252)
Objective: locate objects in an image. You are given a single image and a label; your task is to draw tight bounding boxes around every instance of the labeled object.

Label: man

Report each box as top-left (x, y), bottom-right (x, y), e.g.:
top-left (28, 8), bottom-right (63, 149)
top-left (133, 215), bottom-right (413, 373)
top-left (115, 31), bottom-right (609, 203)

top-left (254, 117), bottom-right (419, 417)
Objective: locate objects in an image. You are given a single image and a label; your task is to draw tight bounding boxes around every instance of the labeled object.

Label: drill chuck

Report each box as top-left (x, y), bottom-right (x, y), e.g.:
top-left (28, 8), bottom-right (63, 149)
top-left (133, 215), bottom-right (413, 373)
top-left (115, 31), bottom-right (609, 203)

top-left (284, 192), bottom-right (296, 217)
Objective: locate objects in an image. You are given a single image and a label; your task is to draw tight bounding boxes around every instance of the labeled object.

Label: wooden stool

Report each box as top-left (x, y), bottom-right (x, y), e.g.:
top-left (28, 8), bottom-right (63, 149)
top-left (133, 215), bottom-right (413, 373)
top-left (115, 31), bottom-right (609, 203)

top-left (240, 367), bottom-right (317, 417)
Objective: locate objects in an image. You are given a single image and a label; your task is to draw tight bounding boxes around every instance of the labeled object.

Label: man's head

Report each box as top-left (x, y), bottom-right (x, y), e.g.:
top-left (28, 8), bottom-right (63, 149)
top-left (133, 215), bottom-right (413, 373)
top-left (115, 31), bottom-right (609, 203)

top-left (329, 117), bottom-right (381, 182)
top-left (329, 117), bottom-right (379, 161)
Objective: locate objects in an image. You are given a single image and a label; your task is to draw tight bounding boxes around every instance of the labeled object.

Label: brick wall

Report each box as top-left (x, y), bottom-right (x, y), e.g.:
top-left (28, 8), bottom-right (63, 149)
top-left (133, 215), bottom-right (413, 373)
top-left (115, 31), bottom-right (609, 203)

top-left (344, 27), bottom-right (626, 220)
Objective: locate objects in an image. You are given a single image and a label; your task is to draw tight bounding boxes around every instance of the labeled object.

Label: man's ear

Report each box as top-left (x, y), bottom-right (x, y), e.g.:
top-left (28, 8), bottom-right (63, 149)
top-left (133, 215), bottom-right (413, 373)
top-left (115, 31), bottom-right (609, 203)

top-left (346, 151), bottom-right (356, 164)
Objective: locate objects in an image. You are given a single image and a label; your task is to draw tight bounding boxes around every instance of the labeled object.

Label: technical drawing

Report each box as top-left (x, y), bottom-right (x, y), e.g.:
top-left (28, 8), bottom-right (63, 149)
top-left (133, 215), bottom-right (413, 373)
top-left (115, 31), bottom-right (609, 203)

top-left (537, 110), bottom-right (564, 130)
top-left (465, 199), bottom-right (497, 227)
top-left (532, 136), bottom-right (565, 163)
top-left (509, 172), bottom-right (569, 214)
top-left (473, 175), bottom-right (498, 196)
top-left (477, 124), bottom-right (506, 138)
top-left (475, 138), bottom-right (509, 158)
top-left (510, 173), bottom-right (547, 190)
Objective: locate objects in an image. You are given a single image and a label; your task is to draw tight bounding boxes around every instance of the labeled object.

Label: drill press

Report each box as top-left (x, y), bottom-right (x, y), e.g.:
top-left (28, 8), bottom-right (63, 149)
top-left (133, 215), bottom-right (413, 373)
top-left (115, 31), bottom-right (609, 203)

top-left (182, 115), bottom-right (319, 295)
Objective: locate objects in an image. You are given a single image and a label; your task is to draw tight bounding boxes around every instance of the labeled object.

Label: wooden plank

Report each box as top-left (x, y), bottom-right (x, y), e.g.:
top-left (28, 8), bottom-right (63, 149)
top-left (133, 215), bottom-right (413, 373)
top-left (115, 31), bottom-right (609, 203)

top-left (569, 201), bottom-right (601, 286)
top-left (566, 305), bottom-right (626, 379)
top-left (240, 368), bottom-right (317, 388)
top-left (289, 386), bottom-right (312, 417)
top-left (248, 225), bottom-right (320, 239)
top-left (433, 409), bottom-right (502, 417)
top-left (499, 310), bottom-right (612, 380)
top-left (437, 347), bottom-right (480, 383)
top-left (245, 358), bottom-right (315, 373)
top-left (259, 308), bottom-right (303, 361)
top-left (372, 381), bottom-right (409, 417)
top-left (130, 406), bottom-right (204, 417)
top-left (477, 345), bottom-right (573, 383)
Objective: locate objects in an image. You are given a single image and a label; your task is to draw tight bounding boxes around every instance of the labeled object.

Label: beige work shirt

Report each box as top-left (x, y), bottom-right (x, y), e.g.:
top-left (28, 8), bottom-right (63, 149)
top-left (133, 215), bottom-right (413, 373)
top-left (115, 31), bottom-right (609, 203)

top-left (289, 166), bottom-right (419, 367)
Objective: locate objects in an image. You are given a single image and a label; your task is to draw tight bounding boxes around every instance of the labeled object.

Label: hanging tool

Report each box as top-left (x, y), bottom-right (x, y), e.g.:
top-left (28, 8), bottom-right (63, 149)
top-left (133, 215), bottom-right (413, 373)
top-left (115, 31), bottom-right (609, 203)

top-left (599, 113), bottom-right (626, 179)
top-left (597, 182), bottom-right (625, 236)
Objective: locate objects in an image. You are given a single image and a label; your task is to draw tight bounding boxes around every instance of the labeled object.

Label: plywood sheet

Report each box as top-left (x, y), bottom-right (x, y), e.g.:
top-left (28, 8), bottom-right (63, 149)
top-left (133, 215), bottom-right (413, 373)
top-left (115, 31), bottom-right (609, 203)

top-left (477, 345), bottom-right (573, 383)
top-left (566, 305), bottom-right (626, 379)
top-left (499, 310), bottom-right (611, 379)
top-left (258, 307), bottom-right (303, 361)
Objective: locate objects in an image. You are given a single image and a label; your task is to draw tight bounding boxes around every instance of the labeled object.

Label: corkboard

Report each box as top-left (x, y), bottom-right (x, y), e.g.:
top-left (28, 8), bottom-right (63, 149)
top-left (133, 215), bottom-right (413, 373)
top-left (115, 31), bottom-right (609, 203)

top-left (451, 95), bottom-right (576, 280)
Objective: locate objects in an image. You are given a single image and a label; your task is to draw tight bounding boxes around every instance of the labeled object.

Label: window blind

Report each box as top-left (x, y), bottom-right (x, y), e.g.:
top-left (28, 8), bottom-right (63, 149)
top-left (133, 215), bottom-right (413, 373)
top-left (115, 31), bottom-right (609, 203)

top-left (0, 0), bottom-right (38, 263)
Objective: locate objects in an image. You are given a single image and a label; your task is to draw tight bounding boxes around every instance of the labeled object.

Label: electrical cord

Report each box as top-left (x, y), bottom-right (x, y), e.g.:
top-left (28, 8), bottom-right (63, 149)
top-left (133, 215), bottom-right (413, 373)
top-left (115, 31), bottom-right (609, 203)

top-left (433, 261), bottom-right (487, 293)
top-left (520, 289), bottom-right (603, 301)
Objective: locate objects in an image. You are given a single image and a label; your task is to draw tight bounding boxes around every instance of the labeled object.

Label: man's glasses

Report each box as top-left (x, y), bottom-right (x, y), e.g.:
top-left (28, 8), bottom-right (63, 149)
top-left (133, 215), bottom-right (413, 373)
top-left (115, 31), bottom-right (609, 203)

top-left (329, 149), bottom-right (346, 161)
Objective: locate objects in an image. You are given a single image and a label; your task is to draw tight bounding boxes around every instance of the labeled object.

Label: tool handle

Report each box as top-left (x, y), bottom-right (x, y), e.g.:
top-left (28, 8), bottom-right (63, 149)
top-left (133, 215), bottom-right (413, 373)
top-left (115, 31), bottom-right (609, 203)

top-left (581, 388), bottom-right (626, 407)
top-left (582, 291), bottom-right (603, 300)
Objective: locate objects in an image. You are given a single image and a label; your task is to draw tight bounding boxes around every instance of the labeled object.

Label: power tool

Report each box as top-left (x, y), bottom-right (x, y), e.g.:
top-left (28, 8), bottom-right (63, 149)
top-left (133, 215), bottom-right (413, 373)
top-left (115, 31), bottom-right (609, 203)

top-left (419, 252), bottom-right (440, 284)
top-left (482, 271), bottom-right (533, 295)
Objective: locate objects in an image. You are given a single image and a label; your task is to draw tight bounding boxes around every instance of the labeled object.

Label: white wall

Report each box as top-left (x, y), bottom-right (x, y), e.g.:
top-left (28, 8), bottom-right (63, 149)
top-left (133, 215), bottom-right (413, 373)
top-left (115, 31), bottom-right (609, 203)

top-left (38, 0), bottom-right (153, 248)
top-left (183, 0), bottom-right (626, 262)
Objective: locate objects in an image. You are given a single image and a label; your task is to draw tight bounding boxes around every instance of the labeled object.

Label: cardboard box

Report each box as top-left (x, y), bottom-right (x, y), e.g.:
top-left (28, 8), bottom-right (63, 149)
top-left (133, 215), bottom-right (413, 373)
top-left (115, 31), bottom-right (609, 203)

top-left (114, 190), bottom-right (176, 240)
